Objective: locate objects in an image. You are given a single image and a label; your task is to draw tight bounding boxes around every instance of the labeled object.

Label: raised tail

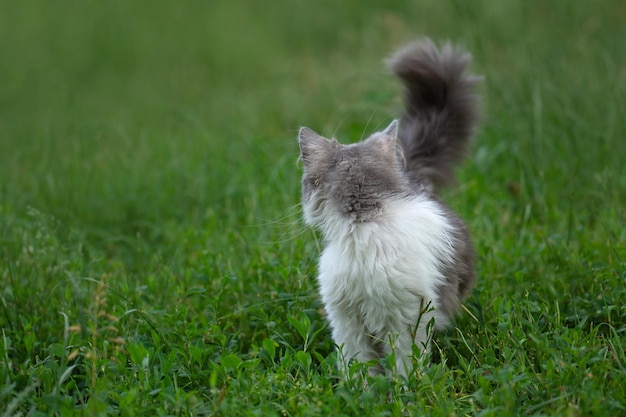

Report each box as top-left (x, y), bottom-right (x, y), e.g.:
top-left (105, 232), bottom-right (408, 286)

top-left (388, 39), bottom-right (481, 191)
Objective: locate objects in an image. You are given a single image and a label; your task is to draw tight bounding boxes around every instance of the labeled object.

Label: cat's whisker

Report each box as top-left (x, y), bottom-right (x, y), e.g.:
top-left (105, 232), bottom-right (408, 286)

top-left (331, 114), bottom-right (350, 141)
top-left (250, 205), bottom-right (315, 246)
top-left (248, 204), bottom-right (303, 228)
top-left (360, 112), bottom-right (377, 142)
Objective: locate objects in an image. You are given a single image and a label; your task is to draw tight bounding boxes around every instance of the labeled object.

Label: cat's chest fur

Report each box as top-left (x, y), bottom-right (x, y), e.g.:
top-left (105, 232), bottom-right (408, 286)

top-left (315, 195), bottom-right (454, 326)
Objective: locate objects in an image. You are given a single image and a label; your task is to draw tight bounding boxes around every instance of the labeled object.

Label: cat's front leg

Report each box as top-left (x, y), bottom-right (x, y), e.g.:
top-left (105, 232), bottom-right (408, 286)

top-left (391, 329), bottom-right (430, 378)
top-left (326, 309), bottom-right (381, 375)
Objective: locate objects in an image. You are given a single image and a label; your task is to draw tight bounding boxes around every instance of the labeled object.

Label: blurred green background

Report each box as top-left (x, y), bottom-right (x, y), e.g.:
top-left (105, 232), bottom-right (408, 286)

top-left (1, 0), bottom-right (623, 255)
top-left (1, 0), bottom-right (625, 415)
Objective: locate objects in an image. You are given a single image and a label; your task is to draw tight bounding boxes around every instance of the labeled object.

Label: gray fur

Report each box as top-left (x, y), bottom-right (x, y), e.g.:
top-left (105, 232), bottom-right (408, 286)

top-left (388, 39), bottom-right (481, 191)
top-left (299, 125), bottom-right (413, 223)
top-left (432, 198), bottom-right (476, 317)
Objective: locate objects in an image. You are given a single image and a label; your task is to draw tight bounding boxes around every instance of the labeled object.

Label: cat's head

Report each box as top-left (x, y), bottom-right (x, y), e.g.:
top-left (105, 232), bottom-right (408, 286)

top-left (298, 120), bottom-right (412, 227)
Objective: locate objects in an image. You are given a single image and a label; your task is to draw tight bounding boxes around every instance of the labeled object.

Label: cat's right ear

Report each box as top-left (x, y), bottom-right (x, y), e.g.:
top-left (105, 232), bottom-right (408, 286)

top-left (298, 127), bottom-right (332, 164)
top-left (382, 119), bottom-right (399, 138)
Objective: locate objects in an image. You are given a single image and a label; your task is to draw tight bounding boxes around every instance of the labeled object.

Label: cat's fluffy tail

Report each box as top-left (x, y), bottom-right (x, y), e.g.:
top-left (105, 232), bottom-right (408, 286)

top-left (388, 39), bottom-right (481, 191)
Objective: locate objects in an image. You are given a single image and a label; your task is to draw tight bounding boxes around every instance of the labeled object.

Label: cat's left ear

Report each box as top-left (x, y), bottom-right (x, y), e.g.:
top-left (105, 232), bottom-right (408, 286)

top-left (379, 119), bottom-right (399, 155)
top-left (298, 127), bottom-right (333, 164)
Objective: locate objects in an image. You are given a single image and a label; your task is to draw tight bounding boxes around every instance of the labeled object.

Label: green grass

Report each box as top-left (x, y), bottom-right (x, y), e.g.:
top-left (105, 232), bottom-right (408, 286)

top-left (1, 0), bottom-right (625, 415)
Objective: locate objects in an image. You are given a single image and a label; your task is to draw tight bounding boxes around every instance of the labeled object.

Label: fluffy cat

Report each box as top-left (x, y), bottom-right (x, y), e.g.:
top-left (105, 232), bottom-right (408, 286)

top-left (298, 39), bottom-right (480, 378)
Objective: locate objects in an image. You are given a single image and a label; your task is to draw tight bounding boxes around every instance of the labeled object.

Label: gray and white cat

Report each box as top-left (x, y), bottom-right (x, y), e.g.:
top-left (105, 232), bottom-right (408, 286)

top-left (297, 39), bottom-right (480, 378)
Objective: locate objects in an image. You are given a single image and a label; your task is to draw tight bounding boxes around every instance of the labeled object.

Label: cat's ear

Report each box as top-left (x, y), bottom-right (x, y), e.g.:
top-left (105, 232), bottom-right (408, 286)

top-left (379, 119), bottom-right (399, 155)
top-left (382, 119), bottom-right (399, 139)
top-left (298, 127), bottom-right (333, 164)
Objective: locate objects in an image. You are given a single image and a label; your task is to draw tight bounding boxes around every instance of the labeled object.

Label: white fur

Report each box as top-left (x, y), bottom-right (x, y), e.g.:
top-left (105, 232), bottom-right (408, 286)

top-left (305, 194), bottom-right (456, 377)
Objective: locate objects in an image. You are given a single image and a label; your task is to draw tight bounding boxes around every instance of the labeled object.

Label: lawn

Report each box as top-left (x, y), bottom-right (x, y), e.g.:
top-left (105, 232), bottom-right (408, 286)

top-left (1, 0), bottom-right (625, 415)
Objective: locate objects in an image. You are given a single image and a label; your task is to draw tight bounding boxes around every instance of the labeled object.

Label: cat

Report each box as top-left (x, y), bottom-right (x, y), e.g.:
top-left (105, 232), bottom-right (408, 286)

top-left (297, 39), bottom-right (481, 378)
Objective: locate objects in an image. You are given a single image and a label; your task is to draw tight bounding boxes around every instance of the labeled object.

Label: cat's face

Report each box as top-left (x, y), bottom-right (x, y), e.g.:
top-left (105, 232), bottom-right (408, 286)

top-left (298, 120), bottom-right (411, 225)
